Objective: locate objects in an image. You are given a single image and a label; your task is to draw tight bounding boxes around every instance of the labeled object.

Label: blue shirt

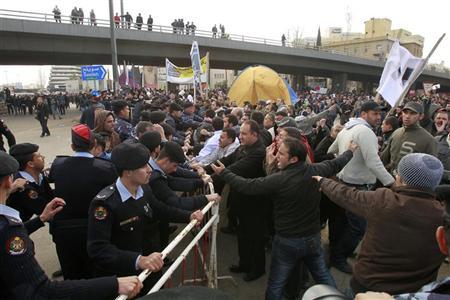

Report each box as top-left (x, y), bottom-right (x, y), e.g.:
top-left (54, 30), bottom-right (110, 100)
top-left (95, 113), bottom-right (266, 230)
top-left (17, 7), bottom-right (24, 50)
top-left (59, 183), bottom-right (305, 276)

top-left (19, 171), bottom-right (43, 186)
top-left (0, 204), bottom-right (22, 222)
top-left (73, 152), bottom-right (94, 158)
top-left (115, 178), bottom-right (143, 202)
top-left (148, 158), bottom-right (166, 177)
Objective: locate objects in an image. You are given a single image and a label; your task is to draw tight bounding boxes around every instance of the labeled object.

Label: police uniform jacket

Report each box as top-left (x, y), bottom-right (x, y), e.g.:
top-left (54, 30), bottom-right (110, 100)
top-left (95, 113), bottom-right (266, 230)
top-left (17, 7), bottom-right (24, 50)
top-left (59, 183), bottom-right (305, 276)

top-left (87, 180), bottom-right (191, 277)
top-left (7, 171), bottom-right (54, 222)
top-left (0, 205), bottom-right (118, 300)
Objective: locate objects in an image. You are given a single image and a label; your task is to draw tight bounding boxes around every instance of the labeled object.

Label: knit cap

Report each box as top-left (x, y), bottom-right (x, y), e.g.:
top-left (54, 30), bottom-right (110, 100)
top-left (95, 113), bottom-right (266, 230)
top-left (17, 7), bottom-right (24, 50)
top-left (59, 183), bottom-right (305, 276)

top-left (398, 153), bottom-right (443, 191)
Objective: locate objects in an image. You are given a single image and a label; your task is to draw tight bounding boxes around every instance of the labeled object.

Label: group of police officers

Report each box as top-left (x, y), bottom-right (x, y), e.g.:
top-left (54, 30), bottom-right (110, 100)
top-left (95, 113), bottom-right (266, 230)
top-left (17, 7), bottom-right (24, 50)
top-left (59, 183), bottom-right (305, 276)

top-left (0, 120), bottom-right (220, 299)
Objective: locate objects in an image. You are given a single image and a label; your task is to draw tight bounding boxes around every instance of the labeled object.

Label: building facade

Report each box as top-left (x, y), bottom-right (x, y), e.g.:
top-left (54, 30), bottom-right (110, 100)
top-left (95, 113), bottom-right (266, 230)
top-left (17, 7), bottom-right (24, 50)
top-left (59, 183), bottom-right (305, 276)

top-left (322, 18), bottom-right (424, 60)
top-left (47, 65), bottom-right (81, 91)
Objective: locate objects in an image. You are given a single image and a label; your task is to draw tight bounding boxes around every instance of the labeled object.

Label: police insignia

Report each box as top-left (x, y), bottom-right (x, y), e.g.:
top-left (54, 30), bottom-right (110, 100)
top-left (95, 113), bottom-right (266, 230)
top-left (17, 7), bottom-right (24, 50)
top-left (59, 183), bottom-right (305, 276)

top-left (28, 190), bottom-right (38, 199)
top-left (94, 206), bottom-right (108, 220)
top-left (7, 236), bottom-right (26, 255)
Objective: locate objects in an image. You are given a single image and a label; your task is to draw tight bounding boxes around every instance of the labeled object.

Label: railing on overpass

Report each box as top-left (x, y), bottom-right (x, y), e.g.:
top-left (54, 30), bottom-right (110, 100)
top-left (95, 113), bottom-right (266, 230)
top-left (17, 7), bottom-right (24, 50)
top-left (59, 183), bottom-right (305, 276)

top-left (0, 9), bottom-right (358, 56)
top-left (0, 8), bottom-right (448, 75)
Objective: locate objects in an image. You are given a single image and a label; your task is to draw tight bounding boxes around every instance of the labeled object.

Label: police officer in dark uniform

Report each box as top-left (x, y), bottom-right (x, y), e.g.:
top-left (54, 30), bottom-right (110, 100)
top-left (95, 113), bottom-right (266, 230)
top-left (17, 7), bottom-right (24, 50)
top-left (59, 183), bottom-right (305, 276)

top-left (49, 124), bottom-right (117, 280)
top-left (7, 143), bottom-right (54, 222)
top-left (87, 142), bottom-right (205, 294)
top-left (0, 151), bottom-right (143, 299)
top-left (148, 142), bottom-right (220, 250)
top-left (0, 119), bottom-right (16, 152)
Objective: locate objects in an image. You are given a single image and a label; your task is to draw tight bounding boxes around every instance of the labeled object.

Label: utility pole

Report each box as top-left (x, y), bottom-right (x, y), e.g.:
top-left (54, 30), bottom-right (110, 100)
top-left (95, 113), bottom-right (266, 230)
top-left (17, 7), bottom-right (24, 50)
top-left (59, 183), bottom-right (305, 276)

top-left (109, 0), bottom-right (119, 91)
top-left (120, 0), bottom-right (124, 28)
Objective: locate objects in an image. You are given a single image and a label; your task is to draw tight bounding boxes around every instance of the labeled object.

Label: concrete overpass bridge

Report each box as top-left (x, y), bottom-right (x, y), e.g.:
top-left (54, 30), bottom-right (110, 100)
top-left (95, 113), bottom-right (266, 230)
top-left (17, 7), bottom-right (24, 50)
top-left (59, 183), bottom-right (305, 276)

top-left (1, 9), bottom-right (449, 91)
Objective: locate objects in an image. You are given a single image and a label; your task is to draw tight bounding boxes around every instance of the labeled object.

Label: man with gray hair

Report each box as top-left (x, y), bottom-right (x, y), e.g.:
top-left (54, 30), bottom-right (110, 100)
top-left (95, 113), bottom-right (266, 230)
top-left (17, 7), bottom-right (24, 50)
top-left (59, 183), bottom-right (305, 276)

top-left (313, 153), bottom-right (445, 295)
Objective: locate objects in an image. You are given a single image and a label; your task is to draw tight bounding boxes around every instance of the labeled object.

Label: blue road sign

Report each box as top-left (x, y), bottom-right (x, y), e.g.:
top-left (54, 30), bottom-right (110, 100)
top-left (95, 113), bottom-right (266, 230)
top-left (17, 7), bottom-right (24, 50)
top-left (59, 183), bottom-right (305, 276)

top-left (81, 65), bottom-right (107, 81)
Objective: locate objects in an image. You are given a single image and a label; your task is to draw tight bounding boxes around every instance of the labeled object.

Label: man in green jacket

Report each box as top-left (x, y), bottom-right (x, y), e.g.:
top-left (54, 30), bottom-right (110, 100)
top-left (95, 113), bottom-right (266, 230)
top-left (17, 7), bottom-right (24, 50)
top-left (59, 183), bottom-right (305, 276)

top-left (381, 102), bottom-right (437, 172)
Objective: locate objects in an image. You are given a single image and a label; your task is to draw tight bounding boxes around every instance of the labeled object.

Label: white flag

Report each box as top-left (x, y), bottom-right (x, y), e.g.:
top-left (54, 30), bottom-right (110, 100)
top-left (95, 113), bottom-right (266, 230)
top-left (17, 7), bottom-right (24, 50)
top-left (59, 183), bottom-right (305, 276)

top-left (377, 41), bottom-right (425, 107)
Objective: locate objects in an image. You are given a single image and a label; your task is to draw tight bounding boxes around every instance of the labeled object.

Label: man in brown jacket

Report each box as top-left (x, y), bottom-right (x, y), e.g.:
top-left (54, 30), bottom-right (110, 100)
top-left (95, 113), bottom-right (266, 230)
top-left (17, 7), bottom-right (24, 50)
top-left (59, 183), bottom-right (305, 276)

top-left (313, 153), bottom-right (445, 295)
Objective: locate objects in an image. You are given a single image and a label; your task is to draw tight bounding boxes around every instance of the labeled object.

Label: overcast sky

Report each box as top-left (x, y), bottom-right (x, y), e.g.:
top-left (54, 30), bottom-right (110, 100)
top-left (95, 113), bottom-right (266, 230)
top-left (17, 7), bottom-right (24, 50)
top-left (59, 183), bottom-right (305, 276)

top-left (1, 0), bottom-right (449, 86)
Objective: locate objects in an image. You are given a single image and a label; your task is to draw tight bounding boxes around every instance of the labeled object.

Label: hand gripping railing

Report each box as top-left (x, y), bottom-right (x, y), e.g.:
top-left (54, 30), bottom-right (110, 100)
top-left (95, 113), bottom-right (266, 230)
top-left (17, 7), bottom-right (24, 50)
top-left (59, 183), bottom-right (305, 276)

top-left (115, 182), bottom-right (219, 300)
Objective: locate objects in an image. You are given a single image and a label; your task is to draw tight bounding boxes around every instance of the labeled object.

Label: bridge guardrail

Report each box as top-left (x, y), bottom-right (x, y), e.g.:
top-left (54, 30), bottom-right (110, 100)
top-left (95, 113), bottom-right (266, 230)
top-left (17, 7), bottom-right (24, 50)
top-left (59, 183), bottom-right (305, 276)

top-left (0, 8), bottom-right (448, 75)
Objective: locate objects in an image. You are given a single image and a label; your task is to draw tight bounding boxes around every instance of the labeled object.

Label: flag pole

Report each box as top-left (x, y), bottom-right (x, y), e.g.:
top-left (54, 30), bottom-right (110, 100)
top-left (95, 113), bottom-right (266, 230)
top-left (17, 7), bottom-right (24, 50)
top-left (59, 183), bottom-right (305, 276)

top-left (386, 33), bottom-right (445, 114)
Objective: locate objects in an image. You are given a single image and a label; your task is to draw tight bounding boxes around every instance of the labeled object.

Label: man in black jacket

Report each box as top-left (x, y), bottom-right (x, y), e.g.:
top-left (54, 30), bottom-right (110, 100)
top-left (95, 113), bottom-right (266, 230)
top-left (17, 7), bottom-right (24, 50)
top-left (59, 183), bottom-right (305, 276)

top-left (0, 119), bottom-right (16, 152)
top-left (7, 143), bottom-right (54, 222)
top-left (49, 124), bottom-right (117, 280)
top-left (212, 137), bottom-right (357, 299)
top-left (148, 142), bottom-right (219, 249)
top-left (206, 120), bottom-right (267, 281)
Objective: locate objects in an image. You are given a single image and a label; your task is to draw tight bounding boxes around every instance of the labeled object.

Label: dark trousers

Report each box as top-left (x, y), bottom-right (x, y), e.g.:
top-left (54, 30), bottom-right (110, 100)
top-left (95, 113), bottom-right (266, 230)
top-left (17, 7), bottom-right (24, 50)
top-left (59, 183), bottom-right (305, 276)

top-left (320, 193), bottom-right (347, 261)
top-left (7, 104), bottom-right (13, 115)
top-left (236, 213), bottom-right (266, 275)
top-left (39, 118), bottom-right (50, 136)
top-left (51, 221), bottom-right (92, 280)
top-left (266, 234), bottom-right (336, 300)
top-left (331, 183), bottom-right (370, 264)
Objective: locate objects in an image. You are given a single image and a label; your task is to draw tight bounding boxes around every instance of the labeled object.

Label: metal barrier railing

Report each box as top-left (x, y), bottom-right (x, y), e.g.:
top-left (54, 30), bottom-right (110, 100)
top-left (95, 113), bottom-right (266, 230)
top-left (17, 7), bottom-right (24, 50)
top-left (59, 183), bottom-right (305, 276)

top-left (115, 182), bottom-right (220, 300)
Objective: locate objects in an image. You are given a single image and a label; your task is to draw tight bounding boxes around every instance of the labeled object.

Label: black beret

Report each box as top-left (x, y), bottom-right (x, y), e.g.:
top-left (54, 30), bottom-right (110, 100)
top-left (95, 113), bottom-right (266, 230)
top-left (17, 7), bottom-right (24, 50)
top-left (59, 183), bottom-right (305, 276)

top-left (150, 111), bottom-right (167, 124)
top-left (139, 131), bottom-right (162, 152)
top-left (162, 141), bottom-right (185, 164)
top-left (111, 142), bottom-right (150, 171)
top-left (0, 151), bottom-right (19, 177)
top-left (9, 143), bottom-right (39, 158)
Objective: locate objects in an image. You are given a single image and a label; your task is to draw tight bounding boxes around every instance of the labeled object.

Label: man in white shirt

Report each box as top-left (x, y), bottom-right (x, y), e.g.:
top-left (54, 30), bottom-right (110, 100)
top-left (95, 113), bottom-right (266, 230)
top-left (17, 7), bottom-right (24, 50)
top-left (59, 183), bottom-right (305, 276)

top-left (196, 128), bottom-right (240, 166)
top-left (195, 117), bottom-right (224, 161)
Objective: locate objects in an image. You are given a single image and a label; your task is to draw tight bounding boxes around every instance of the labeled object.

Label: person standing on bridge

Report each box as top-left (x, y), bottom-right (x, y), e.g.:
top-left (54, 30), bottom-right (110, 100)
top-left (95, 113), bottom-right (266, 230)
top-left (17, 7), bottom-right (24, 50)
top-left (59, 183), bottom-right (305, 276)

top-left (212, 24), bottom-right (218, 38)
top-left (147, 14), bottom-right (153, 31)
top-left (114, 12), bottom-right (120, 28)
top-left (70, 7), bottom-right (78, 24)
top-left (52, 5), bottom-right (61, 23)
top-left (78, 8), bottom-right (84, 25)
top-left (136, 13), bottom-right (143, 30)
top-left (281, 34), bottom-right (286, 46)
top-left (89, 9), bottom-right (96, 26)
top-left (124, 12), bottom-right (132, 29)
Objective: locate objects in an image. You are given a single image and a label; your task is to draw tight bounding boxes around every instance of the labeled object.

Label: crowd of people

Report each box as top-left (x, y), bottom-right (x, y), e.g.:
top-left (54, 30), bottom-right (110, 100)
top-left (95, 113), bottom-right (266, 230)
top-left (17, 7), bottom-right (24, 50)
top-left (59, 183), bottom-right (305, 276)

top-left (0, 86), bottom-right (450, 299)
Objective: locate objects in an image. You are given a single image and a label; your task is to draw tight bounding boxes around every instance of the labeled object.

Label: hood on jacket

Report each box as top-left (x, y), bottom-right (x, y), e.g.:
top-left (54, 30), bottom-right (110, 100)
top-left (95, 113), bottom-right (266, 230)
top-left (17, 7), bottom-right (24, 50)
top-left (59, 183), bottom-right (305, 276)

top-left (345, 117), bottom-right (371, 130)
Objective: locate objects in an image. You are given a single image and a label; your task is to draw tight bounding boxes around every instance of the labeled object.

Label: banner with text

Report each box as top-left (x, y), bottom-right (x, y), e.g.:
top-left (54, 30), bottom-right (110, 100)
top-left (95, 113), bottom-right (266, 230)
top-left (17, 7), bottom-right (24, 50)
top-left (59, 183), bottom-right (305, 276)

top-left (165, 57), bottom-right (208, 84)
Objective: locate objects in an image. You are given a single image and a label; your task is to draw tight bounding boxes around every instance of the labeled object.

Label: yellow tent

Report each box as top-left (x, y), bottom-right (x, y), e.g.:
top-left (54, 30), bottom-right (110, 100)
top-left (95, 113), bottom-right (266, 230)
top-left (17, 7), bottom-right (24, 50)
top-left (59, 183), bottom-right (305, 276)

top-left (228, 65), bottom-right (291, 107)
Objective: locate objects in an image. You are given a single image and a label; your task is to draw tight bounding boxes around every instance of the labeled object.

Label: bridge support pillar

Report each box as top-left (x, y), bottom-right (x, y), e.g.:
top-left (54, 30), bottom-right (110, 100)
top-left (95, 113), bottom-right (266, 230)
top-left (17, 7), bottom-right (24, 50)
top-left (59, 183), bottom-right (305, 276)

top-left (293, 73), bottom-right (307, 91)
top-left (332, 73), bottom-right (348, 92)
top-left (363, 81), bottom-right (374, 94)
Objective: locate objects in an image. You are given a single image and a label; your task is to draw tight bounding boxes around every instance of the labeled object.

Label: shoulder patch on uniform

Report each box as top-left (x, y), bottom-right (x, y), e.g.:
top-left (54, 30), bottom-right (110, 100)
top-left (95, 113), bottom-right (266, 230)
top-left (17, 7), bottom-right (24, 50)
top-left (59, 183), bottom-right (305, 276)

top-left (94, 185), bottom-right (116, 201)
top-left (94, 206), bottom-right (108, 220)
top-left (6, 236), bottom-right (26, 255)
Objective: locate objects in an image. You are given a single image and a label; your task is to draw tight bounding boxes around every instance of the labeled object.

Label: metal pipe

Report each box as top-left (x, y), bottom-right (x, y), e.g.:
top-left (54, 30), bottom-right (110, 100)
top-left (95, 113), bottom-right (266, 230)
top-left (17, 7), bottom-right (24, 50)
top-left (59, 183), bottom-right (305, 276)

top-left (108, 0), bottom-right (119, 91)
